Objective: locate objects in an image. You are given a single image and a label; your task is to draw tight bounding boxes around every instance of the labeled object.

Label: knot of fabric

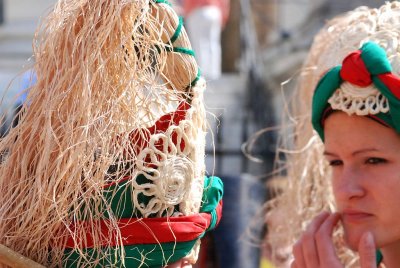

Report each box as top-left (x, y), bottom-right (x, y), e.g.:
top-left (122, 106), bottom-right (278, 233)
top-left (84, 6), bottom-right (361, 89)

top-left (340, 42), bottom-right (392, 87)
top-left (340, 51), bottom-right (372, 86)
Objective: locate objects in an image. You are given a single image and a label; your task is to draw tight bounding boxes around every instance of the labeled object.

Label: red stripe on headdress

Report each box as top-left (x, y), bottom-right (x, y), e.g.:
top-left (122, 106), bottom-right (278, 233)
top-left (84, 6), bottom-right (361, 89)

top-left (63, 201), bottom-right (222, 248)
top-left (116, 101), bottom-right (190, 162)
top-left (377, 73), bottom-right (400, 99)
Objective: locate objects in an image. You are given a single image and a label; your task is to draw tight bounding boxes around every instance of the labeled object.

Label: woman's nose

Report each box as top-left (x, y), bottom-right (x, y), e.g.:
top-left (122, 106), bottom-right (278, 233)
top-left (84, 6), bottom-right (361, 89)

top-left (333, 166), bottom-right (365, 201)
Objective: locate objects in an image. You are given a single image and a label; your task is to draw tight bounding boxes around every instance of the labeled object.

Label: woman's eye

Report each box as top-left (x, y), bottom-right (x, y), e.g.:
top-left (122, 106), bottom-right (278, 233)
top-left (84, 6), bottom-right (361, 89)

top-left (365, 158), bottom-right (387, 164)
top-left (329, 160), bottom-right (343, 166)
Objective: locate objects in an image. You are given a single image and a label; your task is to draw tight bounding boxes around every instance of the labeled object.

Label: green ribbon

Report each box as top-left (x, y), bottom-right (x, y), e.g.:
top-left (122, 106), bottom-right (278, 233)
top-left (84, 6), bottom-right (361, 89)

top-left (152, 0), bottom-right (199, 89)
top-left (170, 16), bottom-right (183, 44)
top-left (64, 240), bottom-right (197, 268)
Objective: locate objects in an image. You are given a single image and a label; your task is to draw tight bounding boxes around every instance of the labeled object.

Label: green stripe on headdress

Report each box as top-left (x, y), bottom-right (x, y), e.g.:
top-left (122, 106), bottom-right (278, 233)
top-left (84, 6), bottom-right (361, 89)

top-left (64, 240), bottom-right (197, 268)
top-left (312, 66), bottom-right (342, 140)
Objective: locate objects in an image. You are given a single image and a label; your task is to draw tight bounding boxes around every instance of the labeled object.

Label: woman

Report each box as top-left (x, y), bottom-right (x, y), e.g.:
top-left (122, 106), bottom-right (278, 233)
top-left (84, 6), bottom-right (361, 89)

top-left (266, 2), bottom-right (400, 267)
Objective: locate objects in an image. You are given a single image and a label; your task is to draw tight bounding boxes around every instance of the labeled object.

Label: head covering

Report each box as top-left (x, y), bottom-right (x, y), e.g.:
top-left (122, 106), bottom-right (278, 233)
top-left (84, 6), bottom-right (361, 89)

top-left (312, 41), bottom-right (400, 140)
top-left (0, 0), bottom-right (223, 267)
top-left (310, 3), bottom-right (400, 140)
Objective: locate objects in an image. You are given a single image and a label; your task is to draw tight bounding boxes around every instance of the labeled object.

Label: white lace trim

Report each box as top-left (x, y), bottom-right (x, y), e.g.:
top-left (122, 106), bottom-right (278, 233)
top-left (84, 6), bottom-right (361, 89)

top-left (132, 80), bottom-right (207, 218)
top-left (327, 81), bottom-right (389, 115)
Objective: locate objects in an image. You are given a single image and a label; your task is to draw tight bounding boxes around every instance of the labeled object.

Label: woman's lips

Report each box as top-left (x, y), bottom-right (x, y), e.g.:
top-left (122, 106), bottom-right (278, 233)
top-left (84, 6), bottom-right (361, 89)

top-left (341, 210), bottom-right (373, 223)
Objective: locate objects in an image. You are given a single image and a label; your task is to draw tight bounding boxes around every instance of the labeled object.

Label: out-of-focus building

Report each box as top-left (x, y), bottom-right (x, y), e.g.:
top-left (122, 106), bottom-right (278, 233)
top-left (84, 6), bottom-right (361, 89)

top-left (0, 0), bottom-right (55, 72)
top-left (0, 0), bottom-right (55, 133)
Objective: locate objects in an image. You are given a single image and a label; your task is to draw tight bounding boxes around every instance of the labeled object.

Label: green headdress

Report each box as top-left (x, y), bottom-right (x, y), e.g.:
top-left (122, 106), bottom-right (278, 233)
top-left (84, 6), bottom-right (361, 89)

top-left (312, 41), bottom-right (400, 140)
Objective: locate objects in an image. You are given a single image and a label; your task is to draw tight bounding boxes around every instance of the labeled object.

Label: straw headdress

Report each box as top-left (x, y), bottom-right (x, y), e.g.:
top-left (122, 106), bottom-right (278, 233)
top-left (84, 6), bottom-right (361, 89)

top-left (0, 0), bottom-right (223, 267)
top-left (266, 2), bottom-right (400, 267)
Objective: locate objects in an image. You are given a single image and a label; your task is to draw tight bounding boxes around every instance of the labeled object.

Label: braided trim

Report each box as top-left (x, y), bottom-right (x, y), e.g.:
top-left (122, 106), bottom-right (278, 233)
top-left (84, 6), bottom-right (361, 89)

top-left (151, 0), bottom-right (199, 91)
top-left (170, 16), bottom-right (183, 44)
top-left (328, 82), bottom-right (390, 115)
top-left (186, 69), bottom-right (201, 90)
top-left (152, 0), bottom-right (194, 56)
top-left (163, 46), bottom-right (195, 56)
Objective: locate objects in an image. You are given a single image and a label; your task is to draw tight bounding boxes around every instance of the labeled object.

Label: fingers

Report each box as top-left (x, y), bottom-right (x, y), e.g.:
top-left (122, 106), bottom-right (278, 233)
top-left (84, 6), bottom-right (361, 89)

top-left (291, 212), bottom-right (342, 268)
top-left (315, 212), bottom-right (341, 263)
top-left (358, 232), bottom-right (376, 268)
top-left (292, 212), bottom-right (329, 268)
top-left (302, 212), bottom-right (331, 267)
top-left (292, 239), bottom-right (307, 268)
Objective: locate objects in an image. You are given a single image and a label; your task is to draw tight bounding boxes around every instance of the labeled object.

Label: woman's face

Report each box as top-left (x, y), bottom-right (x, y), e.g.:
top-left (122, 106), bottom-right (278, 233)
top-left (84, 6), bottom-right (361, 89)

top-left (324, 112), bottom-right (400, 250)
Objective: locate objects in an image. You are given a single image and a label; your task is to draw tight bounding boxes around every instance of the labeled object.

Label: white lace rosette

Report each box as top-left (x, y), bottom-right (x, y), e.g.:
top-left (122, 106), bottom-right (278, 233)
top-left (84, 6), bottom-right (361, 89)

top-left (133, 121), bottom-right (195, 217)
top-left (132, 81), bottom-right (207, 218)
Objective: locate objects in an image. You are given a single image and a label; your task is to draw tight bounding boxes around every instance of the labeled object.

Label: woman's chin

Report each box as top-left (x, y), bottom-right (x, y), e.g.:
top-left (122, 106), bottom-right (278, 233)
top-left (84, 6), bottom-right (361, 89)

top-left (344, 230), bottom-right (363, 251)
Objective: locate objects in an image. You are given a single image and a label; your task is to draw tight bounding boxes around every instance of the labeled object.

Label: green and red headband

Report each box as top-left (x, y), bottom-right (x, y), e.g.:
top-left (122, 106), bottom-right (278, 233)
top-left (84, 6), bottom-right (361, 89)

top-left (312, 41), bottom-right (400, 140)
top-left (63, 176), bottom-right (223, 267)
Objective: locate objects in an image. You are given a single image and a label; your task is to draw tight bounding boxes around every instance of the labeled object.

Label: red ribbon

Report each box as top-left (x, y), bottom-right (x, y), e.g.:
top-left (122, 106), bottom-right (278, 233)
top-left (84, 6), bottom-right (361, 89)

top-left (63, 201), bottom-right (222, 248)
top-left (125, 101), bottom-right (190, 154)
top-left (378, 73), bottom-right (400, 99)
top-left (340, 50), bottom-right (372, 87)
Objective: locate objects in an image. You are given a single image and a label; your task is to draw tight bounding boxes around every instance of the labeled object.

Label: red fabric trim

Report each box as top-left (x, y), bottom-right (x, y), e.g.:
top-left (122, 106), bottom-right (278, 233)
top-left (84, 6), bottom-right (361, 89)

top-left (215, 200), bottom-right (223, 227)
top-left (367, 114), bottom-right (391, 128)
top-left (377, 73), bottom-right (400, 99)
top-left (64, 201), bottom-right (223, 249)
top-left (110, 101), bottom-right (190, 187)
top-left (115, 101), bottom-right (189, 170)
top-left (103, 176), bottom-right (131, 189)
top-left (320, 106), bottom-right (333, 128)
top-left (320, 107), bottom-right (391, 130)
top-left (340, 50), bottom-right (372, 87)
top-left (126, 101), bottom-right (189, 153)
top-left (148, 101), bottom-right (190, 134)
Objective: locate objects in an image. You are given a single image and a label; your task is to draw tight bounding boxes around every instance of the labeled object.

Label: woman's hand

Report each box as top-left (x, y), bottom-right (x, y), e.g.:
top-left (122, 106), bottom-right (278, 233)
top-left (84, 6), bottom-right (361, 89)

top-left (291, 212), bottom-right (377, 268)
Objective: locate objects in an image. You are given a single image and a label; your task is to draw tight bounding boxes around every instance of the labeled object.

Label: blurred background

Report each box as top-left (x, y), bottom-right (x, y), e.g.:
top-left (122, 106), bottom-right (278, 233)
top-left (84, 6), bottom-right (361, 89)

top-left (0, 0), bottom-right (391, 267)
